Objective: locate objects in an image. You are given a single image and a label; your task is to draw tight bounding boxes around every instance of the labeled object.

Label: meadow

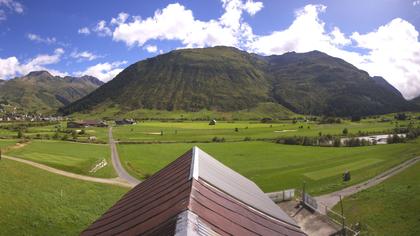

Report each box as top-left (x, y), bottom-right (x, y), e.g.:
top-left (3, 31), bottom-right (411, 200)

top-left (112, 119), bottom-right (414, 143)
top-left (0, 159), bottom-right (128, 236)
top-left (0, 139), bottom-right (17, 149)
top-left (0, 121), bottom-right (110, 143)
top-left (333, 162), bottom-right (420, 236)
top-left (117, 139), bottom-right (420, 194)
top-left (7, 140), bottom-right (116, 178)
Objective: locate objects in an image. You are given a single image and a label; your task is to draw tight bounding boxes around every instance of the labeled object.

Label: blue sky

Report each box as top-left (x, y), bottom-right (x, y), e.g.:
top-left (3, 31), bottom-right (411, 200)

top-left (1, 0), bottom-right (420, 98)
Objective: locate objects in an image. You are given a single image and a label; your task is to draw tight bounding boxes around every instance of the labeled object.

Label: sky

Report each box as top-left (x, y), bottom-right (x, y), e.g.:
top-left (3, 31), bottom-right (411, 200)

top-left (1, 0), bottom-right (420, 99)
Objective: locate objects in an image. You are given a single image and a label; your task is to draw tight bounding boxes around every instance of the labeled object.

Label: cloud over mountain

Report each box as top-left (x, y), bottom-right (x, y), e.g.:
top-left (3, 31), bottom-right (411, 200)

top-left (89, 0), bottom-right (420, 99)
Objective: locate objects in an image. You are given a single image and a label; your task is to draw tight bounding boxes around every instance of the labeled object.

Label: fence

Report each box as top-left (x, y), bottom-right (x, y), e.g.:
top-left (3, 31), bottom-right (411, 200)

top-left (266, 189), bottom-right (295, 203)
top-left (324, 204), bottom-right (360, 236)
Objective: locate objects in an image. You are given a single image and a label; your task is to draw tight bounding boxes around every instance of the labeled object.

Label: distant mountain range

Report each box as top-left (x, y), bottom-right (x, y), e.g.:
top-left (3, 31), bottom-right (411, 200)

top-left (60, 46), bottom-right (417, 117)
top-left (0, 71), bottom-right (103, 113)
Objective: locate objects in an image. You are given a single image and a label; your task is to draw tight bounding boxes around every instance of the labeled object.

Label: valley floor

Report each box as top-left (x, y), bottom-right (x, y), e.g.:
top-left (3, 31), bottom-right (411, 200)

top-left (1, 116), bottom-right (419, 235)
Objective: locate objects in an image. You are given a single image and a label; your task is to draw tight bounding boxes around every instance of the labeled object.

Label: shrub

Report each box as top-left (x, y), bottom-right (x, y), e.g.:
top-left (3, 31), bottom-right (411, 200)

top-left (395, 113), bottom-right (407, 120)
top-left (212, 136), bottom-right (225, 142)
top-left (17, 130), bottom-right (23, 139)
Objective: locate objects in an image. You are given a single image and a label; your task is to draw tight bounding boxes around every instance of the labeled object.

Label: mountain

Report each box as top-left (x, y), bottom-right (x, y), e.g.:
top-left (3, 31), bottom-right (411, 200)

top-left (371, 76), bottom-right (403, 97)
top-left (267, 51), bottom-right (413, 116)
top-left (0, 71), bottom-right (103, 113)
top-left (412, 96), bottom-right (420, 107)
top-left (61, 47), bottom-right (414, 117)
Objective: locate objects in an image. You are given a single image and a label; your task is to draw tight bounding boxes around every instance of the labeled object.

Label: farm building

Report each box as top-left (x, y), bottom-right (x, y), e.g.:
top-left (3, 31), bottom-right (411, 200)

top-left (67, 120), bottom-right (107, 128)
top-left (115, 118), bottom-right (136, 125)
top-left (81, 147), bottom-right (305, 236)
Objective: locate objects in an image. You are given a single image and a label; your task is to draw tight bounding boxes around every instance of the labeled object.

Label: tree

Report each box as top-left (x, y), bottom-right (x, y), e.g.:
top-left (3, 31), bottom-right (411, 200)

top-left (395, 113), bottom-right (407, 120)
top-left (61, 134), bottom-right (69, 141)
top-left (71, 130), bottom-right (78, 140)
top-left (17, 130), bottom-right (23, 139)
top-left (333, 138), bottom-right (341, 147)
top-left (342, 128), bottom-right (348, 136)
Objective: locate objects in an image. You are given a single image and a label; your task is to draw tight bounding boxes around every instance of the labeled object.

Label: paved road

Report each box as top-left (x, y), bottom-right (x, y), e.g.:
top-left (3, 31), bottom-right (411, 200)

top-left (3, 155), bottom-right (134, 188)
top-left (315, 156), bottom-right (420, 214)
top-left (108, 126), bottom-right (141, 186)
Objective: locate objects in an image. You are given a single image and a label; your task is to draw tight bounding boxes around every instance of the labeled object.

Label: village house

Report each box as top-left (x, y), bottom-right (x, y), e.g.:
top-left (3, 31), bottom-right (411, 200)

top-left (67, 120), bottom-right (108, 128)
top-left (115, 118), bottom-right (136, 125)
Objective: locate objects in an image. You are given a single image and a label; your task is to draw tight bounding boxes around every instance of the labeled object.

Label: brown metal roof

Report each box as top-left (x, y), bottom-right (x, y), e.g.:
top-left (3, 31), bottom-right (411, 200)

top-left (81, 147), bottom-right (305, 236)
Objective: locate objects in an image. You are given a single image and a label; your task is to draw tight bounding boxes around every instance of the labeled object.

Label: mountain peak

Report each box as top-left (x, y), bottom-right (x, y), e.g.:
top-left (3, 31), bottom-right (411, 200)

top-left (26, 70), bottom-right (53, 78)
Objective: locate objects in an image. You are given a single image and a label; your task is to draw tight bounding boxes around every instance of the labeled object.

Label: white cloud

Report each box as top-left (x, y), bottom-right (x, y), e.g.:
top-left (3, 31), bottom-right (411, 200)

top-left (111, 0), bottom-right (261, 48)
top-left (27, 33), bottom-right (57, 44)
top-left (144, 44), bottom-right (158, 53)
top-left (0, 48), bottom-right (66, 79)
top-left (70, 50), bottom-right (101, 61)
top-left (351, 18), bottom-right (420, 99)
top-left (94, 20), bottom-right (112, 37)
top-left (248, 4), bottom-right (332, 54)
top-left (110, 12), bottom-right (129, 25)
top-left (243, 0), bottom-right (263, 16)
top-left (78, 27), bottom-right (90, 35)
top-left (0, 0), bottom-right (23, 13)
top-left (0, 0), bottom-right (23, 21)
top-left (74, 61), bottom-right (127, 82)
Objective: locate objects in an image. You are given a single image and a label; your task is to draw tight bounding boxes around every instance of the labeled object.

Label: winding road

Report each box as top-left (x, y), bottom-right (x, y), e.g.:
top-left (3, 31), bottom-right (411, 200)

top-left (2, 155), bottom-right (133, 188)
top-left (314, 156), bottom-right (420, 214)
top-left (108, 126), bottom-right (141, 186)
top-left (1, 127), bottom-right (141, 188)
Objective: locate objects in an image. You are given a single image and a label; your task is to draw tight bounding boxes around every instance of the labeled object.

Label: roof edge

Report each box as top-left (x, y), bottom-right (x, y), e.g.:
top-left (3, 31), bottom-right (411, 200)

top-left (189, 146), bottom-right (200, 180)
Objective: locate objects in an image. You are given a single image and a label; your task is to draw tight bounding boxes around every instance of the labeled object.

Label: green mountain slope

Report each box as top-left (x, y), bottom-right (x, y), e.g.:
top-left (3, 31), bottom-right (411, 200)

top-left (0, 71), bottom-right (103, 113)
top-left (267, 51), bottom-right (414, 116)
top-left (412, 96), bottom-right (420, 108)
top-left (60, 47), bottom-right (415, 117)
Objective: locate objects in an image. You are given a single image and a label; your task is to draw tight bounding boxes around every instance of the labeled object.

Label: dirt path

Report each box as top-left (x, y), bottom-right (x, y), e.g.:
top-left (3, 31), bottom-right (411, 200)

top-left (108, 127), bottom-right (141, 185)
top-left (315, 156), bottom-right (420, 214)
top-left (2, 155), bottom-right (135, 188)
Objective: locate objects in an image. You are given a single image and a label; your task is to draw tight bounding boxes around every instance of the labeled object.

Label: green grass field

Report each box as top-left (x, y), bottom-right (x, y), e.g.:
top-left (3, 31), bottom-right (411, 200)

top-left (112, 119), bottom-right (415, 142)
top-left (7, 140), bottom-right (116, 178)
top-left (117, 139), bottom-right (420, 194)
top-left (333, 162), bottom-right (420, 236)
top-left (0, 139), bottom-right (17, 149)
top-left (0, 159), bottom-right (128, 236)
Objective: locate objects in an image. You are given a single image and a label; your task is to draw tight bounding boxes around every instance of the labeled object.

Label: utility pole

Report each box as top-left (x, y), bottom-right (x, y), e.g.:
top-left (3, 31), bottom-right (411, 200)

top-left (339, 195), bottom-right (346, 236)
top-left (302, 181), bottom-right (306, 206)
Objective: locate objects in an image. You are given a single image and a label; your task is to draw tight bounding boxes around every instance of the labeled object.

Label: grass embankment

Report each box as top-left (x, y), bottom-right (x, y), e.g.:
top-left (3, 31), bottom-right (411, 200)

top-left (118, 139), bottom-right (420, 194)
top-left (0, 159), bottom-right (128, 236)
top-left (332, 162), bottom-right (420, 236)
top-left (71, 102), bottom-right (295, 120)
top-left (7, 140), bottom-right (116, 178)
